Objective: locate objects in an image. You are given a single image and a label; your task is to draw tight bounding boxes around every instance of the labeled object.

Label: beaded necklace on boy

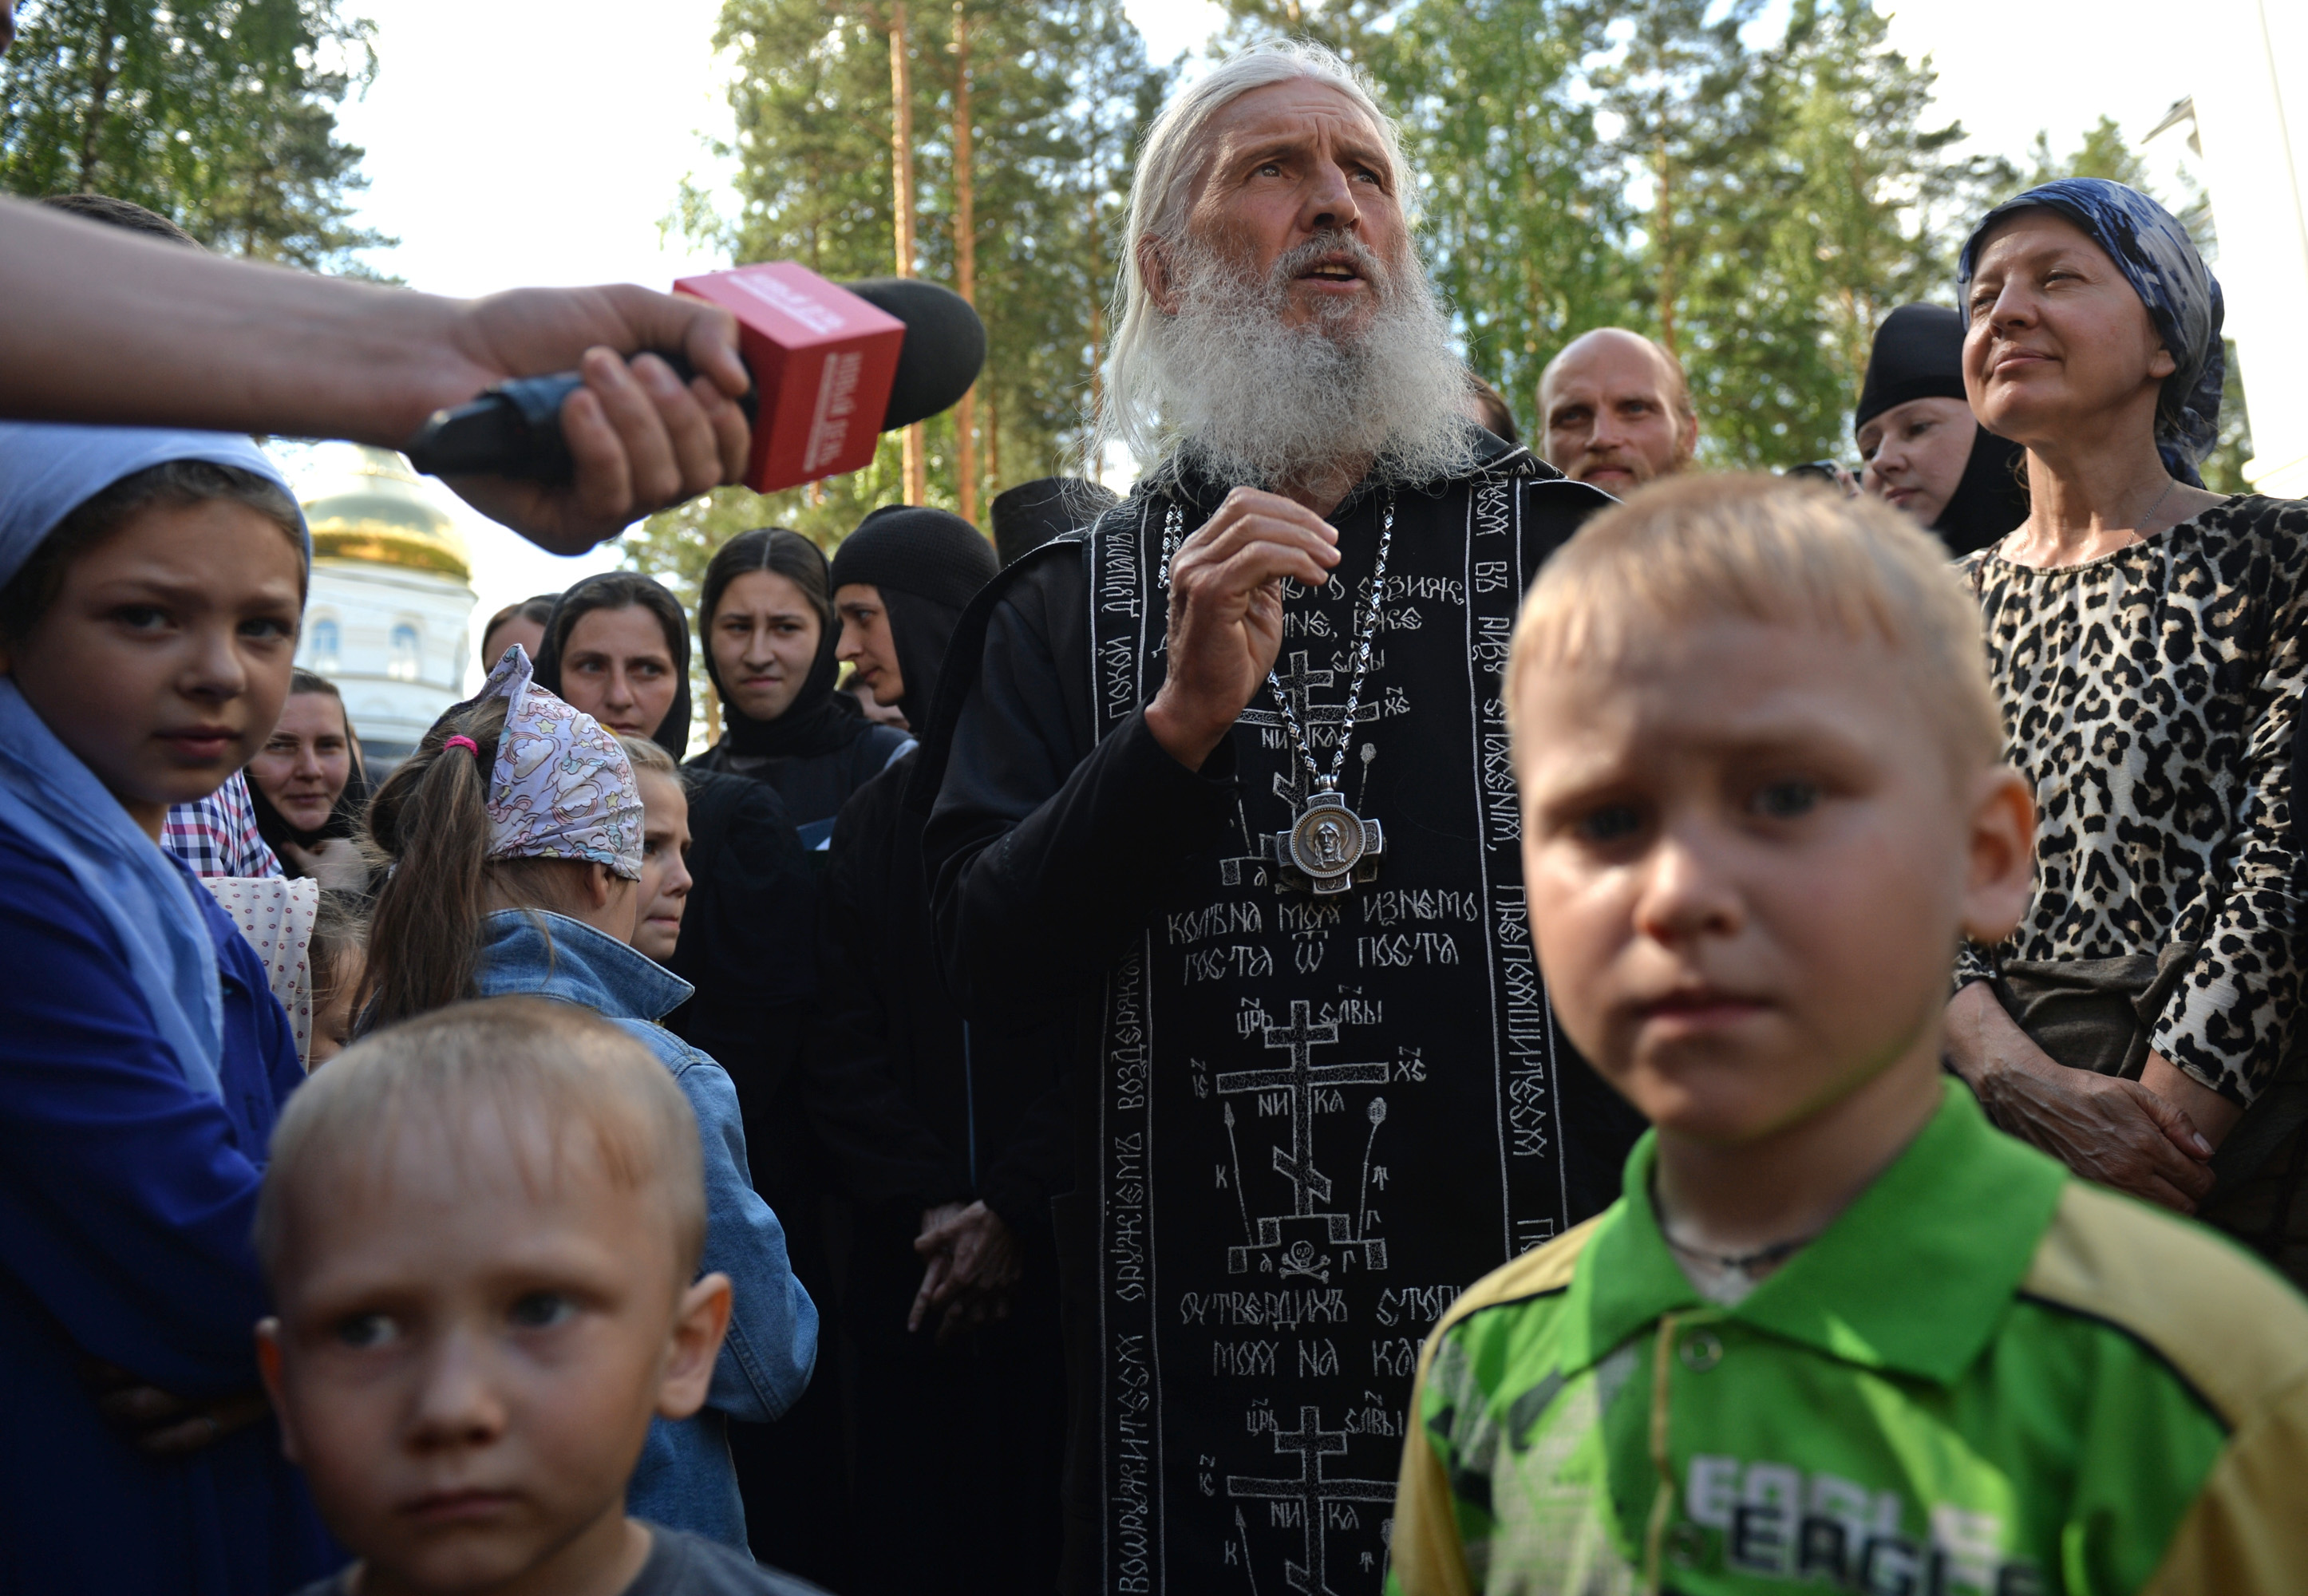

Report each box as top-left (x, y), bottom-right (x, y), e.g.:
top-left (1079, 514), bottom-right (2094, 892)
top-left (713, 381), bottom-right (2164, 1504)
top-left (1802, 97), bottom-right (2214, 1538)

top-left (1161, 493), bottom-right (1393, 895)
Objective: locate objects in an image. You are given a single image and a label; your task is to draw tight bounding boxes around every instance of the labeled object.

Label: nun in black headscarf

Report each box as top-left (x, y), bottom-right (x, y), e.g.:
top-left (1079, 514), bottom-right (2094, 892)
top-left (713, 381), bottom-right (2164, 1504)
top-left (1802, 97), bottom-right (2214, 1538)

top-left (828, 504), bottom-right (1000, 722)
top-left (1855, 303), bottom-right (2029, 558)
top-left (804, 506), bottom-right (1070, 1596)
top-left (536, 567), bottom-right (848, 1578)
top-left (688, 528), bottom-right (912, 849)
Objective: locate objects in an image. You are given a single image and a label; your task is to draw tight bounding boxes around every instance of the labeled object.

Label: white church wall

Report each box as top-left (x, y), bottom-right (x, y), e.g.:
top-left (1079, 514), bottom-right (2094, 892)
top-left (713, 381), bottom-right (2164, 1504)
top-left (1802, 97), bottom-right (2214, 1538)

top-left (299, 561), bottom-right (475, 760)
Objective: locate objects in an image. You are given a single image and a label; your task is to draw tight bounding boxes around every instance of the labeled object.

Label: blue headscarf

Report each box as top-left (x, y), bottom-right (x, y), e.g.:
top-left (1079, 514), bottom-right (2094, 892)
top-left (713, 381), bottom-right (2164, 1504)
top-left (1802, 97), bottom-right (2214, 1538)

top-left (0, 424), bottom-right (309, 1101)
top-left (1957, 178), bottom-right (2224, 487)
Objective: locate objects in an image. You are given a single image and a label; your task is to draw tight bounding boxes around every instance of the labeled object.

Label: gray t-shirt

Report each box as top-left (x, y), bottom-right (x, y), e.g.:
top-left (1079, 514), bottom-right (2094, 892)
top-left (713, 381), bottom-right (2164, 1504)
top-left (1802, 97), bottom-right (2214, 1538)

top-left (291, 1524), bottom-right (831, 1596)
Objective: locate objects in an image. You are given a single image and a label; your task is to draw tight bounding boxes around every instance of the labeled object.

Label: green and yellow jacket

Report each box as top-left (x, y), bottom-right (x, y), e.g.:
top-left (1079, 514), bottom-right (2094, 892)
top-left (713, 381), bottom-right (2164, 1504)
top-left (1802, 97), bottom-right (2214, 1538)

top-left (1389, 1082), bottom-right (2308, 1595)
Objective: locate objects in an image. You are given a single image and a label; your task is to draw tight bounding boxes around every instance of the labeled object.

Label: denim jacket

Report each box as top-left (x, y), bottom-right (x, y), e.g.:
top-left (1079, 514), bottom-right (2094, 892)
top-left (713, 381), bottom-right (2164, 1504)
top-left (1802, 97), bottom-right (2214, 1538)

top-left (474, 910), bottom-right (817, 1550)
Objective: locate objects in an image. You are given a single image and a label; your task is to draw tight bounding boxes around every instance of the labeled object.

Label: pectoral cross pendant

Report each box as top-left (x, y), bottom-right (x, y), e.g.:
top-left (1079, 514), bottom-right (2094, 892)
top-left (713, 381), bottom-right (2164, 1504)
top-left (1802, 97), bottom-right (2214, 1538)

top-left (1273, 778), bottom-right (1385, 896)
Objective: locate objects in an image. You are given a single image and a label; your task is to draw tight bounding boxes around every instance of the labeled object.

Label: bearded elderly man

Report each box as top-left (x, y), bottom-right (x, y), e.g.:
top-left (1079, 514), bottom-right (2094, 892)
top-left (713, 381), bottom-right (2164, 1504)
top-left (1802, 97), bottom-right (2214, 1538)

top-left (1537, 326), bottom-right (1699, 492)
top-left (915, 41), bottom-right (1644, 1596)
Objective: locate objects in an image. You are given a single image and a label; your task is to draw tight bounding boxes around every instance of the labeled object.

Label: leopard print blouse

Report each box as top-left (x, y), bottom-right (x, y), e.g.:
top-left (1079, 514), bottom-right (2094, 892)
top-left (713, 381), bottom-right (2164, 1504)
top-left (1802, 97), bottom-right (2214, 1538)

top-left (1956, 496), bottom-right (2308, 1105)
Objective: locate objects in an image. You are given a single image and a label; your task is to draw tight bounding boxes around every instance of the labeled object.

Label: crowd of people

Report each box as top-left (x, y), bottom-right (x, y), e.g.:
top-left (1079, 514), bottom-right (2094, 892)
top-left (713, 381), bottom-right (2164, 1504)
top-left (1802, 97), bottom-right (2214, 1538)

top-left (4, 30), bottom-right (2307, 1596)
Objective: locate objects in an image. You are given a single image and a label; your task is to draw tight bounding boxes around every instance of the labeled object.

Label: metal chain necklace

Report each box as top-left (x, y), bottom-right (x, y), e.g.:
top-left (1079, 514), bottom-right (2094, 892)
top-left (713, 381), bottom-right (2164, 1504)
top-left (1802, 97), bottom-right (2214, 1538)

top-left (1162, 493), bottom-right (1395, 895)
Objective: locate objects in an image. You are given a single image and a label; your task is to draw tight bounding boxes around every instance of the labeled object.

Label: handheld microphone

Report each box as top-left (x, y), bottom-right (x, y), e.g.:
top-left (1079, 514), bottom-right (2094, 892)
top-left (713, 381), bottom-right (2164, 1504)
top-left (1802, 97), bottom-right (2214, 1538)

top-left (403, 265), bottom-right (986, 494)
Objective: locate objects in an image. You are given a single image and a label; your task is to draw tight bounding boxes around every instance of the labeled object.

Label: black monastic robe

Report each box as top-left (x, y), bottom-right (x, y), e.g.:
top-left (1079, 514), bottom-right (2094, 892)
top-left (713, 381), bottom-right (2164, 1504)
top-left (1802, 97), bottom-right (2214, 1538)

top-left (918, 431), bottom-right (1646, 1595)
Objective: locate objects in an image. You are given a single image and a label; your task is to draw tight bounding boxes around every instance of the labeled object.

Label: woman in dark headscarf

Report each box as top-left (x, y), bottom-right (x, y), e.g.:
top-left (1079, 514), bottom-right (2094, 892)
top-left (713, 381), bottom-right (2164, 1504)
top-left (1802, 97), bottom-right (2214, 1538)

top-left (245, 667), bottom-right (373, 890)
top-left (532, 570), bottom-right (817, 1127)
top-left (1854, 303), bottom-right (2029, 557)
top-left (688, 528), bottom-right (912, 849)
top-left (1942, 177), bottom-right (2308, 1282)
top-left (807, 507), bottom-right (1069, 1594)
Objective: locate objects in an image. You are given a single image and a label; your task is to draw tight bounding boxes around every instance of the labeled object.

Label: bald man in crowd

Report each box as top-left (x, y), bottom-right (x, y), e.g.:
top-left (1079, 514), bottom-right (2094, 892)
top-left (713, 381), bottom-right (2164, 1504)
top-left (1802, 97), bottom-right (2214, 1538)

top-left (1535, 326), bottom-right (1698, 492)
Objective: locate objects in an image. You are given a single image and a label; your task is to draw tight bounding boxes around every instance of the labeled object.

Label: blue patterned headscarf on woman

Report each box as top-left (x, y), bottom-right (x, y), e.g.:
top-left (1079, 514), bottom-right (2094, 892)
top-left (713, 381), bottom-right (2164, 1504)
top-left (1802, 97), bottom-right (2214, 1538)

top-left (1956, 178), bottom-right (2225, 487)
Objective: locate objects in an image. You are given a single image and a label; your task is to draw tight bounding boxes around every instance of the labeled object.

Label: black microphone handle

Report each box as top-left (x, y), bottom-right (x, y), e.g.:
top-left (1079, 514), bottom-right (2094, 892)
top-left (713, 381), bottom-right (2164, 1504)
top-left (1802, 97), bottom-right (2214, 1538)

top-left (405, 354), bottom-right (759, 482)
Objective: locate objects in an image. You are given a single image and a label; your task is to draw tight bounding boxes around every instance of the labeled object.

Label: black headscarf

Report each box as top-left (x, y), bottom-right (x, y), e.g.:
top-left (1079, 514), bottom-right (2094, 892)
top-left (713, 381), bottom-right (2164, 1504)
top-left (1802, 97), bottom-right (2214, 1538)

top-left (699, 527), bottom-right (869, 760)
top-left (828, 505), bottom-right (998, 720)
top-left (532, 571), bottom-right (694, 757)
top-left (249, 682), bottom-right (372, 867)
top-left (1855, 303), bottom-right (2028, 559)
top-left (990, 477), bottom-right (1117, 567)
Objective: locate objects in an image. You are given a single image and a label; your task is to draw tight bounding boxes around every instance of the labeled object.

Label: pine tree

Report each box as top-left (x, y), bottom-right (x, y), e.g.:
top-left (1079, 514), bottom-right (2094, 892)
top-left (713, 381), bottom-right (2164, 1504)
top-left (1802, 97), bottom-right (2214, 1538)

top-left (633, 0), bottom-right (1169, 739)
top-left (0, 0), bottom-right (394, 274)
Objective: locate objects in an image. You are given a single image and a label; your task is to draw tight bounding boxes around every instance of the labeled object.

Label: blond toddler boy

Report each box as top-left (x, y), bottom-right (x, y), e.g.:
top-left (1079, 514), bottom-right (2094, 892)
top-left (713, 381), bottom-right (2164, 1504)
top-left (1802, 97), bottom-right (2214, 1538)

top-left (1388, 477), bottom-right (2308, 1595)
top-left (255, 997), bottom-right (828, 1596)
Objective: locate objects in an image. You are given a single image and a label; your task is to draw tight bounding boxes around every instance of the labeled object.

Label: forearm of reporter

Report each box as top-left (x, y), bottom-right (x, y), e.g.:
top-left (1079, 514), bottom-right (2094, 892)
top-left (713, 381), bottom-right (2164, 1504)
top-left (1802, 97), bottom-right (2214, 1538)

top-left (0, 202), bottom-right (455, 441)
top-left (0, 200), bottom-right (746, 443)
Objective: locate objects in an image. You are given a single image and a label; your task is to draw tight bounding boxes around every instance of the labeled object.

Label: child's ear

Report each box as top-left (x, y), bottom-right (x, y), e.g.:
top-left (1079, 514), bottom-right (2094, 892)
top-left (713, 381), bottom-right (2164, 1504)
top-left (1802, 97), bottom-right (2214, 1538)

top-left (654, 1272), bottom-right (733, 1423)
top-left (586, 863), bottom-right (617, 911)
top-left (1959, 764), bottom-right (2035, 946)
top-left (253, 1317), bottom-right (302, 1465)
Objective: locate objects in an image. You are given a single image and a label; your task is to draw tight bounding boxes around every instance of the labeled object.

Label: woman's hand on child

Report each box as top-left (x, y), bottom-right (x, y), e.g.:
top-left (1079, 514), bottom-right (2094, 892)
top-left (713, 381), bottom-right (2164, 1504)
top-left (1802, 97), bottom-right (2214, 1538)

top-left (1944, 985), bottom-right (2216, 1213)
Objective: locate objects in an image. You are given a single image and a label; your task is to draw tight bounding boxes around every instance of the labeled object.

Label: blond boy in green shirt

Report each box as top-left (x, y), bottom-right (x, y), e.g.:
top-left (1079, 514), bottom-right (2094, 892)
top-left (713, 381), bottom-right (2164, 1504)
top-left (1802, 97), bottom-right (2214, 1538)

top-left (1389, 477), bottom-right (2308, 1595)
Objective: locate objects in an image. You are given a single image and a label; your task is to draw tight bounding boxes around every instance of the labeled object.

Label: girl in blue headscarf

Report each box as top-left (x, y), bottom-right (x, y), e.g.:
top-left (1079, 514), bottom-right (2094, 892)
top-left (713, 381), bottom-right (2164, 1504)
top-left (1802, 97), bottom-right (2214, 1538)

top-left (1942, 179), bottom-right (2308, 1283)
top-left (0, 424), bottom-right (341, 1592)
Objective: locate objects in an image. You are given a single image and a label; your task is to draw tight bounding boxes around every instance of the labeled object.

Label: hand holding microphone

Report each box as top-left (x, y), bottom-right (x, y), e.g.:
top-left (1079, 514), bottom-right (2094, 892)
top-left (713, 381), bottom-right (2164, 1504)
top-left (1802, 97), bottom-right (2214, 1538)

top-left (409, 265), bottom-right (987, 531)
top-left (433, 282), bottom-right (756, 552)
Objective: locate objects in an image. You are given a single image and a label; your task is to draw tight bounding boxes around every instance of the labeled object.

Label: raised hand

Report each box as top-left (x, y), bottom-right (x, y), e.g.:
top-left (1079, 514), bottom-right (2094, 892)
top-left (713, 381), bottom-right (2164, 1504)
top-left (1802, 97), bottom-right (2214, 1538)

top-left (438, 286), bottom-right (752, 554)
top-left (1144, 487), bottom-right (1342, 771)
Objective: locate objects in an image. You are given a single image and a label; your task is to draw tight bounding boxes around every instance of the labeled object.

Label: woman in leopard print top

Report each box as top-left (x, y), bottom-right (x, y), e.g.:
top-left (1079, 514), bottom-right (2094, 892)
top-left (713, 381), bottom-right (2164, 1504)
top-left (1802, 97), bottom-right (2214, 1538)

top-left (1943, 180), bottom-right (2307, 1264)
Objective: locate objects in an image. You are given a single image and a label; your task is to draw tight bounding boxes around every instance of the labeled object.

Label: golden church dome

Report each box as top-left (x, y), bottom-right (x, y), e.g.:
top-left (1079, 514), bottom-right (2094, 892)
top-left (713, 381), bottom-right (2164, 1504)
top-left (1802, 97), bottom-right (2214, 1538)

top-left (299, 446), bottom-right (471, 582)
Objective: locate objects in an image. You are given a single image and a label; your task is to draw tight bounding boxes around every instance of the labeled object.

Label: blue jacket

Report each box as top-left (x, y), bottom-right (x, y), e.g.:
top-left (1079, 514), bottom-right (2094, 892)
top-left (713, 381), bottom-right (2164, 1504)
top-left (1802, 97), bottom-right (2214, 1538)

top-left (472, 910), bottom-right (817, 1550)
top-left (0, 829), bottom-right (341, 1594)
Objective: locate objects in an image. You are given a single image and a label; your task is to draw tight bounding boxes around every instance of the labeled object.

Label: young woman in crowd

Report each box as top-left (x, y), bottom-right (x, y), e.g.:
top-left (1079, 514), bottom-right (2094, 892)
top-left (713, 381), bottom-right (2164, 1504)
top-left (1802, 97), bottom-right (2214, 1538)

top-left (1854, 302), bottom-right (2029, 556)
top-left (533, 571), bottom-right (816, 1087)
top-left (0, 423), bottom-right (338, 1593)
top-left (1943, 177), bottom-right (2308, 1282)
top-left (245, 666), bottom-right (371, 889)
top-left (687, 527), bottom-right (912, 850)
top-left (356, 646), bottom-right (817, 1551)
top-left (536, 567), bottom-right (844, 1579)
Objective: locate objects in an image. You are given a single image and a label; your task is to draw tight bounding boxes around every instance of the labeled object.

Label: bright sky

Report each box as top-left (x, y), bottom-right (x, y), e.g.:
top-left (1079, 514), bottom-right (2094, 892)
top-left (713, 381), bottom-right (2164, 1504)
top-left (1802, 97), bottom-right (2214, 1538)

top-left (316, 0), bottom-right (2229, 681)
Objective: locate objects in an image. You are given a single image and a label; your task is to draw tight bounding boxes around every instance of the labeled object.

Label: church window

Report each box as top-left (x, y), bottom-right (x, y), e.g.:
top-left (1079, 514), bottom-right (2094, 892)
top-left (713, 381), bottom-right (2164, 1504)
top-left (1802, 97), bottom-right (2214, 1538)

top-left (388, 622), bottom-right (423, 682)
top-left (310, 618), bottom-right (342, 671)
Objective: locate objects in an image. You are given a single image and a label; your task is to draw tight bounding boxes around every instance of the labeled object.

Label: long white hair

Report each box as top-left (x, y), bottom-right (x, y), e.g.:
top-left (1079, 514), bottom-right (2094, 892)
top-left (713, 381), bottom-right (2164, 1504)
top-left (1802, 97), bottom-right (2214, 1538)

top-left (1091, 41), bottom-right (1433, 480)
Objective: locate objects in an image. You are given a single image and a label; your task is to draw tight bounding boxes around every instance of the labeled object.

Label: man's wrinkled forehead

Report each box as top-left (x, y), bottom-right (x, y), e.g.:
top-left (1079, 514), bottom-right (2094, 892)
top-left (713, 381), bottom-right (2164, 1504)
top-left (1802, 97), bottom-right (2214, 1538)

top-left (1543, 334), bottom-right (1674, 413)
top-left (1187, 79), bottom-right (1393, 211)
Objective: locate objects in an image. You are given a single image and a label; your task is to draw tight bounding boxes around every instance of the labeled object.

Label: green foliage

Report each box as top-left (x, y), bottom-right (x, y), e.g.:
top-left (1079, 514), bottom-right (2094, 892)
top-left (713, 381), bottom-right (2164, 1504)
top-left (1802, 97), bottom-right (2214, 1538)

top-left (1215, 0), bottom-right (2006, 465)
top-left (1366, 0), bottom-right (1634, 427)
top-left (0, 0), bottom-right (395, 275)
top-left (638, 0), bottom-right (1168, 614)
top-left (1665, 0), bottom-right (2009, 465)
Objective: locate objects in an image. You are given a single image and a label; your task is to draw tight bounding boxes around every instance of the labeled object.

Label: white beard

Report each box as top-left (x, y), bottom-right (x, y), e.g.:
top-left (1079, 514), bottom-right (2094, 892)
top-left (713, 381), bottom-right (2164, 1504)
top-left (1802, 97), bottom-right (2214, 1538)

top-left (1144, 231), bottom-right (1480, 492)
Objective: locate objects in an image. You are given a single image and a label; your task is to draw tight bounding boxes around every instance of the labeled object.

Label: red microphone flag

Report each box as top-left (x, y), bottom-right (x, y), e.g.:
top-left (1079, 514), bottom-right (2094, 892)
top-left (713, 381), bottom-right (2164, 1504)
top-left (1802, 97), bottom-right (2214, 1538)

top-left (673, 263), bottom-right (905, 493)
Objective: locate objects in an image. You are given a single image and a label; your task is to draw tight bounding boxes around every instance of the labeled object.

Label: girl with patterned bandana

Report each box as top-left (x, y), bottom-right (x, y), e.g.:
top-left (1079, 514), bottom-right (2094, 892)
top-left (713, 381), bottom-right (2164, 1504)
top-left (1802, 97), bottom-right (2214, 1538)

top-left (356, 646), bottom-right (818, 1551)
